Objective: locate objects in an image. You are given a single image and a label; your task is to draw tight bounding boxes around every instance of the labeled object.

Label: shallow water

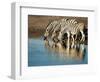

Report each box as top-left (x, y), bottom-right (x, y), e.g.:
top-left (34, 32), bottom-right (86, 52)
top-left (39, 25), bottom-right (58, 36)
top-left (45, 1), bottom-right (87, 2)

top-left (28, 38), bottom-right (88, 66)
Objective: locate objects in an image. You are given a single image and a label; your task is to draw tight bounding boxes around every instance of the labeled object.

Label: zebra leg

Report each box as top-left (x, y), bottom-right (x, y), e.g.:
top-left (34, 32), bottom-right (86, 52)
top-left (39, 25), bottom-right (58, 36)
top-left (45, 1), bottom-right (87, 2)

top-left (75, 34), bottom-right (77, 41)
top-left (80, 30), bottom-right (85, 41)
top-left (71, 34), bottom-right (74, 42)
top-left (71, 35), bottom-right (75, 48)
top-left (71, 40), bottom-right (75, 48)
top-left (67, 31), bottom-right (70, 41)
top-left (66, 40), bottom-right (70, 55)
top-left (66, 31), bottom-right (70, 48)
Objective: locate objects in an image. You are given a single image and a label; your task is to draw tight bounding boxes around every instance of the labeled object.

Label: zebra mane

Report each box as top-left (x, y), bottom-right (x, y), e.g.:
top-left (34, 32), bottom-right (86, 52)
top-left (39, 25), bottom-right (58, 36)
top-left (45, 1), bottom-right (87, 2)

top-left (46, 20), bottom-right (53, 28)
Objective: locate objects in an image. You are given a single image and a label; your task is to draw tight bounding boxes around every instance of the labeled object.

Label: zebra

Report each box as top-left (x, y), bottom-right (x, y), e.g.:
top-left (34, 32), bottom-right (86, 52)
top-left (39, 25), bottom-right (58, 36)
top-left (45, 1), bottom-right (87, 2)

top-left (44, 19), bottom-right (63, 48)
top-left (70, 22), bottom-right (85, 42)
top-left (51, 18), bottom-right (68, 42)
top-left (58, 18), bottom-right (78, 42)
top-left (51, 18), bottom-right (69, 48)
top-left (58, 18), bottom-right (85, 43)
top-left (44, 20), bottom-right (59, 40)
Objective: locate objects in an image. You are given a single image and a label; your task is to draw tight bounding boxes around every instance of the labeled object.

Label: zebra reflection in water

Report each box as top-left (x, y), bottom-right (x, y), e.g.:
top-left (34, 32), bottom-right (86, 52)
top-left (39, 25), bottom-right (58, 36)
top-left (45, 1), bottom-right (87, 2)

top-left (44, 39), bottom-right (86, 61)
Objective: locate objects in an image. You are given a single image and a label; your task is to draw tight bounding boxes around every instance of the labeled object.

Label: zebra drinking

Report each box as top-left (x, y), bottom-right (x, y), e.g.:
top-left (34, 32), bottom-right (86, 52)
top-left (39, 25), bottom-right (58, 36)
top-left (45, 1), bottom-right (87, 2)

top-left (44, 18), bottom-right (85, 49)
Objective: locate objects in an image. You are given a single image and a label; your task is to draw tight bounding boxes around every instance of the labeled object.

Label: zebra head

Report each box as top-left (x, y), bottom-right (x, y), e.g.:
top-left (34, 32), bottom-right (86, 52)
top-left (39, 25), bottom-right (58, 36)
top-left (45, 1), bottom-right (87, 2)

top-left (44, 20), bottom-right (58, 40)
top-left (44, 30), bottom-right (49, 40)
